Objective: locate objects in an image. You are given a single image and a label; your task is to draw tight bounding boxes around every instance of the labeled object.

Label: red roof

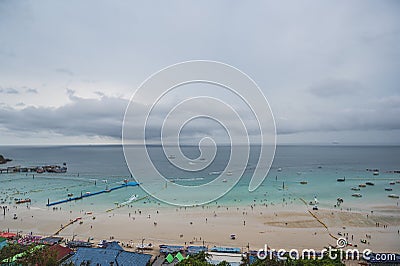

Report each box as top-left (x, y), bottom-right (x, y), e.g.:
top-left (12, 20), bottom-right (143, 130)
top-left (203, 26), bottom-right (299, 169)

top-left (0, 232), bottom-right (17, 239)
top-left (49, 244), bottom-right (72, 261)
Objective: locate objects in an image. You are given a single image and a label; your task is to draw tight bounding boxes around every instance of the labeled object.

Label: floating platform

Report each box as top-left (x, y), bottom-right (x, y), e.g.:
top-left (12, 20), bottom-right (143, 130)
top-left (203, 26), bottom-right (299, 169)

top-left (46, 181), bottom-right (139, 207)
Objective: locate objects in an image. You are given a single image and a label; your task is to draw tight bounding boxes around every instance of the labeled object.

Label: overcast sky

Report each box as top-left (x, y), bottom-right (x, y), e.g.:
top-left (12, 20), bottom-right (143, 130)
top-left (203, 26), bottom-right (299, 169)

top-left (0, 0), bottom-right (399, 145)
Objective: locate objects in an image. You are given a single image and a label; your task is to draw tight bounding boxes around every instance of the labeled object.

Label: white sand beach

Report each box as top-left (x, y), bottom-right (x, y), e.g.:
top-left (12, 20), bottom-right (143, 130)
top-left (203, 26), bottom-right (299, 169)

top-left (2, 202), bottom-right (399, 254)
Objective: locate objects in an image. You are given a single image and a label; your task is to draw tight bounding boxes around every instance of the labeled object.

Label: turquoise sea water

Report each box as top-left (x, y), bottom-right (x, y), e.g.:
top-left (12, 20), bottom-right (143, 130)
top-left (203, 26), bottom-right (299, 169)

top-left (0, 145), bottom-right (399, 212)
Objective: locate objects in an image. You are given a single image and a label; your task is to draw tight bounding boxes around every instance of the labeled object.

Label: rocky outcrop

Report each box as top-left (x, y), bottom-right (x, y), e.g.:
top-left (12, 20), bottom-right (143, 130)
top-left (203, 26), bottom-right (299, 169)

top-left (0, 155), bottom-right (12, 164)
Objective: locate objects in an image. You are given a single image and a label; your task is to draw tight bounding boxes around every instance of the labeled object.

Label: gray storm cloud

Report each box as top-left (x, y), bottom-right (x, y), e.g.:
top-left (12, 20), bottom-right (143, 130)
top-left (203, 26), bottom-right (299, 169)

top-left (0, 0), bottom-right (399, 144)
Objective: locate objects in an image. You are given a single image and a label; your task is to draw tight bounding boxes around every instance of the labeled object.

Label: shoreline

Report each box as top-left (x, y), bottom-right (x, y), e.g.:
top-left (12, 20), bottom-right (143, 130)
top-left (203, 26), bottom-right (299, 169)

top-left (2, 202), bottom-right (399, 254)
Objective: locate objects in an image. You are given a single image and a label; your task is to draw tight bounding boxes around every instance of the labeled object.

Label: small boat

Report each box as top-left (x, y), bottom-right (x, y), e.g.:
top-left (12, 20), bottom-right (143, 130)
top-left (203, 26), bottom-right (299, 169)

top-left (277, 167), bottom-right (282, 172)
top-left (300, 181), bottom-right (308, 184)
top-left (366, 182), bottom-right (374, 186)
top-left (230, 234), bottom-right (236, 240)
top-left (389, 182), bottom-right (395, 185)
top-left (352, 193), bottom-right (362, 198)
top-left (396, 180), bottom-right (400, 184)
top-left (388, 194), bottom-right (400, 199)
top-left (136, 243), bottom-right (153, 250)
top-left (222, 179), bottom-right (227, 183)
top-left (385, 188), bottom-right (393, 191)
top-left (36, 168), bottom-right (44, 173)
top-left (226, 172), bottom-right (233, 176)
top-left (98, 240), bottom-right (108, 248)
top-left (209, 171), bottom-right (221, 175)
top-left (359, 184), bottom-right (366, 188)
top-left (16, 198), bottom-right (31, 204)
top-left (337, 177), bottom-right (346, 182)
top-left (373, 171), bottom-right (379, 176)
top-left (351, 187), bottom-right (360, 191)
top-left (168, 155), bottom-right (176, 159)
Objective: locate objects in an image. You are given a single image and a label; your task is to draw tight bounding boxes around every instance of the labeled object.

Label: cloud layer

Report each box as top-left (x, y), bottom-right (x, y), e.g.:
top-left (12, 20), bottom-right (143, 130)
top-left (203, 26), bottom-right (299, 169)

top-left (0, 1), bottom-right (399, 144)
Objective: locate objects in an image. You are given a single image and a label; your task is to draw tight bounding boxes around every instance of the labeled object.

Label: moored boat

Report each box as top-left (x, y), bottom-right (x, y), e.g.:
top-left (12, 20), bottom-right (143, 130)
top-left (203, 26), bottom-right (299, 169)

top-left (136, 243), bottom-right (153, 250)
top-left (352, 193), bottom-right (362, 198)
top-left (388, 194), bottom-right (399, 199)
top-left (384, 187), bottom-right (393, 191)
top-left (366, 182), bottom-right (374, 186)
top-left (359, 184), bottom-right (366, 187)
top-left (15, 198), bottom-right (31, 204)
top-left (337, 177), bottom-right (345, 182)
top-left (389, 181), bottom-right (395, 185)
top-left (300, 181), bottom-right (308, 184)
top-left (351, 187), bottom-right (360, 191)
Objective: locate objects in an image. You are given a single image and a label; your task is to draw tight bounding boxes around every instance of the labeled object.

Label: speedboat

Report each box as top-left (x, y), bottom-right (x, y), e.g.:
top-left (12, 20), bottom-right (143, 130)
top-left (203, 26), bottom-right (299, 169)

top-left (16, 198), bottom-right (31, 204)
top-left (277, 167), bottom-right (282, 172)
top-left (351, 187), bottom-right (360, 191)
top-left (388, 194), bottom-right (400, 199)
top-left (209, 171), bottom-right (221, 175)
top-left (222, 179), bottom-right (227, 183)
top-left (352, 193), bottom-right (362, 198)
top-left (168, 155), bottom-right (176, 159)
top-left (385, 188), bottom-right (393, 191)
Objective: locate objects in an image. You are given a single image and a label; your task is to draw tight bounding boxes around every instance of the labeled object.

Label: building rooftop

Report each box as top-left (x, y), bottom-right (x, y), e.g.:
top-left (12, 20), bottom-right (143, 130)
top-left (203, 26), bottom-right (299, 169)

top-left (66, 243), bottom-right (152, 266)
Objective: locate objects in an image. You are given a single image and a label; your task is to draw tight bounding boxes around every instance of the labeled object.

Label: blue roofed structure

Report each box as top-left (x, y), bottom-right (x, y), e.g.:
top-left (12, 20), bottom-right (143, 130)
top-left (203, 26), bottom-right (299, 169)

top-left (0, 237), bottom-right (7, 250)
top-left (186, 246), bottom-right (208, 254)
top-left (65, 243), bottom-right (152, 266)
top-left (210, 246), bottom-right (241, 254)
top-left (105, 241), bottom-right (125, 251)
top-left (159, 245), bottom-right (184, 254)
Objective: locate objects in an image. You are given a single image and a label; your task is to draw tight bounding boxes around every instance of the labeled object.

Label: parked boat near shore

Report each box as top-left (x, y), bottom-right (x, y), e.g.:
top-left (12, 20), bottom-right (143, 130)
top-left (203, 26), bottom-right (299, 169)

top-left (15, 198), bottom-right (31, 204)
